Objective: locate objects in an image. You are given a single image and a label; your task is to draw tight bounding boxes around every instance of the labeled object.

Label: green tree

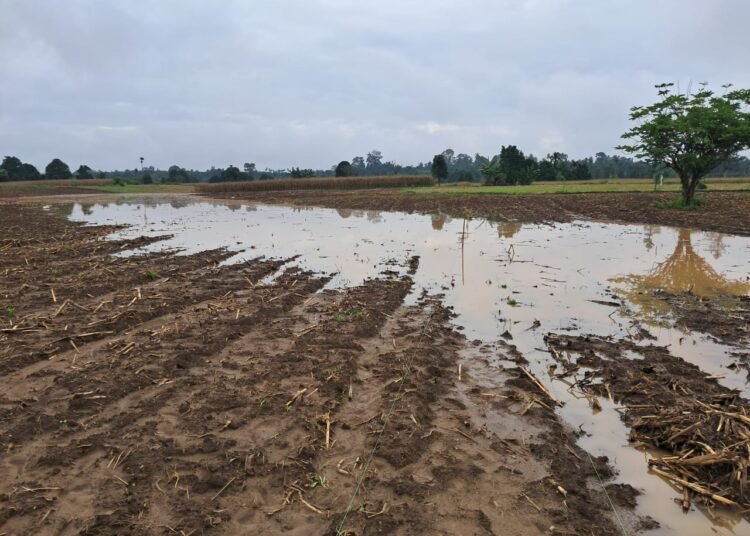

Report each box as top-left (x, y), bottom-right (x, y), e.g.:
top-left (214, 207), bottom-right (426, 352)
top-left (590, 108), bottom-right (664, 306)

top-left (498, 145), bottom-right (531, 185)
top-left (366, 150), bottom-right (384, 174)
top-left (75, 165), bottom-right (93, 179)
top-left (537, 159), bottom-right (557, 181)
top-left (1, 156), bottom-right (24, 180)
top-left (221, 165), bottom-right (242, 181)
top-left (289, 167), bottom-right (315, 178)
top-left (480, 158), bottom-right (503, 185)
top-left (431, 154), bottom-right (448, 184)
top-left (45, 158), bottom-right (72, 180)
top-left (243, 162), bottom-right (256, 180)
top-left (351, 156), bottom-right (366, 174)
top-left (167, 165), bottom-right (191, 182)
top-left (452, 153), bottom-right (476, 182)
top-left (441, 148), bottom-right (455, 166)
top-left (619, 82), bottom-right (750, 205)
top-left (20, 163), bottom-right (41, 180)
top-left (142, 174), bottom-right (153, 185)
top-left (0, 168), bottom-right (7, 182)
top-left (569, 160), bottom-right (592, 180)
top-left (335, 160), bottom-right (355, 177)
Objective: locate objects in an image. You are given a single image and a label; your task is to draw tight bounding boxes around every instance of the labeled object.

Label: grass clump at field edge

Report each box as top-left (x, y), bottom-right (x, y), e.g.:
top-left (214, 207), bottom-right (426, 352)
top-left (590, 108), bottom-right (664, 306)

top-left (402, 177), bottom-right (750, 196)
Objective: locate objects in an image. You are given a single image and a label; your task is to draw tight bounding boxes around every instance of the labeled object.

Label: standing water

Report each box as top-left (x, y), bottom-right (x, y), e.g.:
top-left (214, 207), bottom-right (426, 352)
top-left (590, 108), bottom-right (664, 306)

top-left (68, 197), bottom-right (750, 535)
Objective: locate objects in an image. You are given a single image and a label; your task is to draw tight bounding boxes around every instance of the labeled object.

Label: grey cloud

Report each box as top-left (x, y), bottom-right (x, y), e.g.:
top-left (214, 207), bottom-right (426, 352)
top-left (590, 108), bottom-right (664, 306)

top-left (1, 0), bottom-right (749, 170)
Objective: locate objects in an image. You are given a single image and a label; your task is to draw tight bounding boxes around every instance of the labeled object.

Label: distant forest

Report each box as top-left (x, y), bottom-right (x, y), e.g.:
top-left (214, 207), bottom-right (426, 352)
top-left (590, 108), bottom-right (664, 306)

top-left (2, 148), bottom-right (750, 184)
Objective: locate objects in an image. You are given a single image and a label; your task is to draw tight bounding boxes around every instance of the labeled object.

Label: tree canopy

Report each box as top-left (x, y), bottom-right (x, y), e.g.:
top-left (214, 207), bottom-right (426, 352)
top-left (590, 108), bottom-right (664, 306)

top-left (619, 82), bottom-right (750, 204)
top-left (75, 165), bottom-right (94, 179)
top-left (45, 158), bottom-right (72, 180)
top-left (289, 167), bottom-right (315, 178)
top-left (167, 165), bottom-right (191, 183)
top-left (335, 160), bottom-right (355, 177)
top-left (431, 154), bottom-right (448, 184)
top-left (1, 156), bottom-right (41, 181)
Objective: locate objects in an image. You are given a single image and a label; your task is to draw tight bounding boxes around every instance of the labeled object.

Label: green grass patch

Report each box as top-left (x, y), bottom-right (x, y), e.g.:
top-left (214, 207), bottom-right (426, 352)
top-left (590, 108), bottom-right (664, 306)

top-left (402, 177), bottom-right (750, 196)
top-left (653, 197), bottom-right (706, 210)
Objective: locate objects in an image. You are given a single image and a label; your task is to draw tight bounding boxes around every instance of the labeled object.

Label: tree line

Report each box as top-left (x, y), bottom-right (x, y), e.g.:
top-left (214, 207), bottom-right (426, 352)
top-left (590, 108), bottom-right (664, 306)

top-left (3, 149), bottom-right (749, 185)
top-left (0, 156), bottom-right (103, 182)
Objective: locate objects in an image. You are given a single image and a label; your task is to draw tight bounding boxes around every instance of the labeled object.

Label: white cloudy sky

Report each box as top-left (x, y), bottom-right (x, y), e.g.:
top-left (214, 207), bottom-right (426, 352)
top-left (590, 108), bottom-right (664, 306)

top-left (1, 0), bottom-right (748, 171)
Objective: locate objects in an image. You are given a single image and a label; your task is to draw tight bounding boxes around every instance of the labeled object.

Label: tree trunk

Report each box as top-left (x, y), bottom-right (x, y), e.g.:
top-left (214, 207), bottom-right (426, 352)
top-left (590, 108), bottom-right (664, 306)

top-left (680, 173), bottom-right (700, 205)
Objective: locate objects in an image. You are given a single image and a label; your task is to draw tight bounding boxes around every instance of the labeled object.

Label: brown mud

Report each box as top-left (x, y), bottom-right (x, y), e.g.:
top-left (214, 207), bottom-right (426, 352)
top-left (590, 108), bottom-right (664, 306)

top-left (223, 190), bottom-right (750, 237)
top-left (652, 291), bottom-right (750, 346)
top-left (0, 203), bottom-right (641, 535)
top-left (545, 332), bottom-right (750, 517)
top-left (0, 187), bottom-right (99, 199)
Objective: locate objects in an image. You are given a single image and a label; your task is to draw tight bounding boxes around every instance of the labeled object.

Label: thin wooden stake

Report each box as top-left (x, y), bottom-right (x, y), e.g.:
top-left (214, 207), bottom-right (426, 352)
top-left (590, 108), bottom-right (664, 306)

top-left (211, 477), bottom-right (236, 502)
top-left (325, 414), bottom-right (331, 450)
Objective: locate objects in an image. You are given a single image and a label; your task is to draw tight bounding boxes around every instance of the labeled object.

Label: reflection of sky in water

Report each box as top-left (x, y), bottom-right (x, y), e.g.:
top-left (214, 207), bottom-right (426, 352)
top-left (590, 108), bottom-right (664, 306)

top-left (68, 198), bottom-right (750, 536)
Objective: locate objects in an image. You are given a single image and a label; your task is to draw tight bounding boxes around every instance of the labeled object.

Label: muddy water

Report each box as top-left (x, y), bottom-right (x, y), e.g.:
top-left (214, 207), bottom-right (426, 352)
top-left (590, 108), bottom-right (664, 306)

top-left (68, 198), bottom-right (750, 535)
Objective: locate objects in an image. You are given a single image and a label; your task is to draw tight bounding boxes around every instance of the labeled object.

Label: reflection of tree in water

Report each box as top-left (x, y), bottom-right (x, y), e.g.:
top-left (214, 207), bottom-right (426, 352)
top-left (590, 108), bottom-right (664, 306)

top-left (614, 228), bottom-right (749, 323)
top-left (81, 204), bottom-right (94, 216)
top-left (497, 221), bottom-right (522, 239)
top-left (169, 199), bottom-right (189, 209)
top-left (365, 210), bottom-right (382, 223)
top-left (642, 224), bottom-right (661, 251)
top-left (630, 229), bottom-right (749, 297)
top-left (707, 232), bottom-right (726, 260)
top-left (336, 208), bottom-right (352, 219)
top-left (431, 213), bottom-right (450, 230)
top-left (56, 203), bottom-right (77, 219)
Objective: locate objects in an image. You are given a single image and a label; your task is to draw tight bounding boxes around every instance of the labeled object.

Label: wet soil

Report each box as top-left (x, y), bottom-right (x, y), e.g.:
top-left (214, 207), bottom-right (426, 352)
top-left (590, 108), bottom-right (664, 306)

top-left (0, 187), bottom-right (99, 198)
top-left (652, 291), bottom-right (750, 346)
top-left (544, 332), bottom-right (750, 516)
top-left (0, 203), bottom-right (637, 535)
top-left (225, 190), bottom-right (750, 236)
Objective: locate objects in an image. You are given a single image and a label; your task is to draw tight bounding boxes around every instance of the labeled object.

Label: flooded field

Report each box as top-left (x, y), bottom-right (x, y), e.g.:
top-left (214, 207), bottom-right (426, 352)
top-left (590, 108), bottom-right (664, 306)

top-left (2, 196), bottom-right (749, 535)
top-left (64, 196), bottom-right (750, 535)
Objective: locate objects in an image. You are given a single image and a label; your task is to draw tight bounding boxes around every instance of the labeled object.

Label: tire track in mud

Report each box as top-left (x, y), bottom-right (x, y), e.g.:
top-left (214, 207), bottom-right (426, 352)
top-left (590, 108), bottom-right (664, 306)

top-left (1, 267), bottom-right (329, 535)
top-left (0, 252), bottom-right (291, 375)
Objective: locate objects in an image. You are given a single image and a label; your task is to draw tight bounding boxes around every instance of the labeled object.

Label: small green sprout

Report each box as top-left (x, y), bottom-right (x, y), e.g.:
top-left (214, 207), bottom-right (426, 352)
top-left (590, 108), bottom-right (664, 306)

top-left (306, 474), bottom-right (328, 489)
top-left (335, 308), bottom-right (364, 322)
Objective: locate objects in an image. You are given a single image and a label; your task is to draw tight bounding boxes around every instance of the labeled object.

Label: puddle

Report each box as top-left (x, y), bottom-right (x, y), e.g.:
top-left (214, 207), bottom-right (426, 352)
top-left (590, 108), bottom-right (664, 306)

top-left (66, 197), bottom-right (750, 535)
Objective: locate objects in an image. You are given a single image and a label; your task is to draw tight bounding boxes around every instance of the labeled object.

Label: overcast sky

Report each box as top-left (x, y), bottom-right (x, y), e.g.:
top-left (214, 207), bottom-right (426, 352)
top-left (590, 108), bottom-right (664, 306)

top-left (1, 0), bottom-right (749, 171)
